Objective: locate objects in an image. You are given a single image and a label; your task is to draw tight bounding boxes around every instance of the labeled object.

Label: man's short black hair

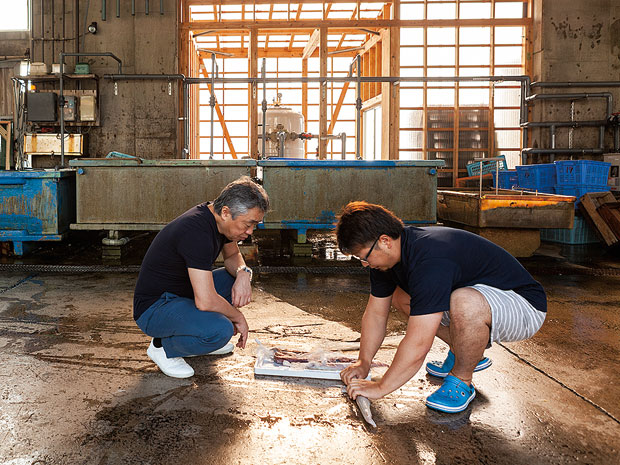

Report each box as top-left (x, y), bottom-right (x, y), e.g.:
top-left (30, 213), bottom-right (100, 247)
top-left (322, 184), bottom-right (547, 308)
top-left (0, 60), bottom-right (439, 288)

top-left (213, 176), bottom-right (269, 219)
top-left (336, 201), bottom-right (404, 254)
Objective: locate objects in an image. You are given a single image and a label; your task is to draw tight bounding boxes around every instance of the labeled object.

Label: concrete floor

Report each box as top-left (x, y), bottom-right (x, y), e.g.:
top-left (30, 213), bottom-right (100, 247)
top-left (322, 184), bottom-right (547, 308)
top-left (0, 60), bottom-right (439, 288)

top-left (1, 240), bottom-right (620, 464)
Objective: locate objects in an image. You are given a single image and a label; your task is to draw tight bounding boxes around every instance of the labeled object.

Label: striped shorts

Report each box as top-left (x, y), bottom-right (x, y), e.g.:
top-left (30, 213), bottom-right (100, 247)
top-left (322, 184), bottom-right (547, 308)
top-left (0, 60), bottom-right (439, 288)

top-left (440, 283), bottom-right (546, 344)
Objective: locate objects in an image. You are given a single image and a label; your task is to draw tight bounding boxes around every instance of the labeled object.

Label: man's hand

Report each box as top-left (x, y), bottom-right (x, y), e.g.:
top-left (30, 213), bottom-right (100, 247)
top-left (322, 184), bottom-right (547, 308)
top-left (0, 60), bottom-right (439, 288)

top-left (231, 272), bottom-right (252, 307)
top-left (346, 379), bottom-right (385, 400)
top-left (340, 359), bottom-right (370, 385)
top-left (230, 311), bottom-right (249, 349)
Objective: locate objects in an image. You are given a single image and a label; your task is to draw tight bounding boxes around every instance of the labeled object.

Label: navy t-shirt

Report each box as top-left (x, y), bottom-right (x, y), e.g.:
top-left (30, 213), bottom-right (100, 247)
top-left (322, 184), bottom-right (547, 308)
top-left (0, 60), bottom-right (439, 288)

top-left (370, 226), bottom-right (546, 315)
top-left (133, 202), bottom-right (229, 320)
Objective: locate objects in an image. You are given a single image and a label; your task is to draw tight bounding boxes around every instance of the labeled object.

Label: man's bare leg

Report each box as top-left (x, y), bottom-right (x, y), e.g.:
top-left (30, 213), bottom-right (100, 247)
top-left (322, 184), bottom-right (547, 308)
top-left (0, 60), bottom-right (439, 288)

top-left (447, 287), bottom-right (492, 385)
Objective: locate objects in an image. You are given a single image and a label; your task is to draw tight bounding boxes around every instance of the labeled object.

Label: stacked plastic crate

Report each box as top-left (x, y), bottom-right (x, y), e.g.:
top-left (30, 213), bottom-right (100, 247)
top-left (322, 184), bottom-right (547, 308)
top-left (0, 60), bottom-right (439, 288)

top-left (540, 160), bottom-right (611, 244)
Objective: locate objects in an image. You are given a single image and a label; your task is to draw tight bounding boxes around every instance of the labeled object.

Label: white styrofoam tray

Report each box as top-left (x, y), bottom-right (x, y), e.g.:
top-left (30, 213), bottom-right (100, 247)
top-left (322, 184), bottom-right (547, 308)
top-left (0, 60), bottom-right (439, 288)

top-left (254, 357), bottom-right (371, 381)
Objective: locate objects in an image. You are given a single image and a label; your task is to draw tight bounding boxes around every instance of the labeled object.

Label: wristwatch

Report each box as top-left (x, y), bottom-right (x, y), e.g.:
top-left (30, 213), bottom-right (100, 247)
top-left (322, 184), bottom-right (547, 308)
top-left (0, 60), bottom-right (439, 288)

top-left (236, 265), bottom-right (253, 281)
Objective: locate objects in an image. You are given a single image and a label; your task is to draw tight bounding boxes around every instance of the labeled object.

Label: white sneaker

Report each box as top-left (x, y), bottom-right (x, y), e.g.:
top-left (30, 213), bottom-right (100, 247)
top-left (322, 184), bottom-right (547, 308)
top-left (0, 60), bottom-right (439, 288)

top-left (207, 342), bottom-right (234, 355)
top-left (146, 340), bottom-right (194, 378)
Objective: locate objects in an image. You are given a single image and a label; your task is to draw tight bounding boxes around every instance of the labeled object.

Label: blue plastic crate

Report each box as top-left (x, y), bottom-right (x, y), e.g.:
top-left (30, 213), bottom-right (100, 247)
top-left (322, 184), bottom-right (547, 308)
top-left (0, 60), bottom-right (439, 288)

top-left (492, 170), bottom-right (519, 189)
top-left (516, 163), bottom-right (556, 191)
top-left (555, 184), bottom-right (610, 209)
top-left (555, 160), bottom-right (611, 186)
top-left (466, 155), bottom-right (507, 177)
top-left (540, 215), bottom-right (599, 245)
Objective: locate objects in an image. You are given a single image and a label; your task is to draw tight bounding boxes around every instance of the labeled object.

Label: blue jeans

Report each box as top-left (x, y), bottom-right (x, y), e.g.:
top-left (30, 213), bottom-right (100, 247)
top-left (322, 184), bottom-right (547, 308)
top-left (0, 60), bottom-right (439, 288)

top-left (135, 268), bottom-right (235, 358)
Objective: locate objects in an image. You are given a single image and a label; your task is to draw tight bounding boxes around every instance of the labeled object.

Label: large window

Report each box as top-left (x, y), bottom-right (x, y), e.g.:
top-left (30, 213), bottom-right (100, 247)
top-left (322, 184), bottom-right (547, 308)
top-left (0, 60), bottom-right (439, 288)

top-left (399, 1), bottom-right (529, 185)
top-left (0, 1), bottom-right (29, 31)
top-left (198, 55), bottom-right (357, 160)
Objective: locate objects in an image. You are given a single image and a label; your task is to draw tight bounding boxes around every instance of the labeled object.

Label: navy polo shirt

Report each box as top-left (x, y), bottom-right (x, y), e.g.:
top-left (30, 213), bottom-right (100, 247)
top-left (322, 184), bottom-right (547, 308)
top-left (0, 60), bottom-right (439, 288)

top-left (133, 202), bottom-right (230, 320)
top-left (370, 226), bottom-right (547, 315)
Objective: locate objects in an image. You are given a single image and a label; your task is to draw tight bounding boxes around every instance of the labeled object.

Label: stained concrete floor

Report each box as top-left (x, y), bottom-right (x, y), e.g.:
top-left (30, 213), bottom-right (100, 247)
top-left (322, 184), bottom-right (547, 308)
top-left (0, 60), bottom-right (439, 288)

top-left (1, 235), bottom-right (620, 464)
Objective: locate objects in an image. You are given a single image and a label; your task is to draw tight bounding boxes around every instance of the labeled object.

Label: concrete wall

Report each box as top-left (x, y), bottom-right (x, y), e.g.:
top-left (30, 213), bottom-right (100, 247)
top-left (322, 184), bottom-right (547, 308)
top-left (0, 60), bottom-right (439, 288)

top-left (0, 0), bottom-right (178, 160)
top-left (530, 0), bottom-right (620, 162)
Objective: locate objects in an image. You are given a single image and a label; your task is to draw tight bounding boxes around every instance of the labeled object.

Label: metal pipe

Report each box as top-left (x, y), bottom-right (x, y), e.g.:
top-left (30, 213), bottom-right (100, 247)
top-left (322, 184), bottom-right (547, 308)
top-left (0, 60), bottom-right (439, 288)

top-left (132, 0), bottom-right (135, 15)
top-left (521, 120), bottom-right (607, 128)
top-left (522, 148), bottom-right (604, 154)
top-left (615, 125), bottom-right (620, 152)
top-left (81, 0), bottom-right (90, 52)
top-left (209, 53), bottom-right (216, 159)
top-left (51, 0), bottom-right (55, 64)
top-left (278, 131), bottom-right (286, 157)
top-left (105, 74), bottom-right (531, 86)
top-left (116, 0), bottom-right (120, 18)
top-left (145, 0), bottom-right (149, 15)
top-left (520, 81), bottom-right (528, 163)
top-left (550, 125), bottom-right (556, 149)
top-left (60, 58), bottom-right (65, 166)
top-left (104, 73), bottom-right (184, 80)
top-left (41, 0), bottom-right (45, 62)
top-left (160, 0), bottom-right (164, 15)
top-left (340, 132), bottom-right (346, 160)
top-left (62, 0), bottom-right (66, 53)
top-left (181, 75), bottom-right (531, 85)
top-left (261, 58), bottom-right (266, 159)
top-left (102, 0), bottom-right (106, 21)
top-left (599, 126), bottom-right (605, 150)
top-left (531, 81), bottom-right (620, 88)
top-left (182, 81), bottom-right (189, 158)
top-left (29, 0), bottom-right (34, 62)
top-left (355, 55), bottom-right (361, 160)
top-left (525, 92), bottom-right (613, 118)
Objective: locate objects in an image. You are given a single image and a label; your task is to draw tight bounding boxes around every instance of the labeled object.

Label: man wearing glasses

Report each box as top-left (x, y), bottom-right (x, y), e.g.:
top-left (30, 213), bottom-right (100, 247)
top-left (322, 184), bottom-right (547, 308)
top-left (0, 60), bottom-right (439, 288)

top-left (336, 201), bottom-right (546, 413)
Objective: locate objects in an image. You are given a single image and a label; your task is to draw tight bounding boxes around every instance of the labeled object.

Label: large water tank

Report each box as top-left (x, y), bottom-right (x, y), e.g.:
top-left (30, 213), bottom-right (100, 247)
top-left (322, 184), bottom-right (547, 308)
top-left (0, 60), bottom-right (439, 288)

top-left (258, 104), bottom-right (305, 158)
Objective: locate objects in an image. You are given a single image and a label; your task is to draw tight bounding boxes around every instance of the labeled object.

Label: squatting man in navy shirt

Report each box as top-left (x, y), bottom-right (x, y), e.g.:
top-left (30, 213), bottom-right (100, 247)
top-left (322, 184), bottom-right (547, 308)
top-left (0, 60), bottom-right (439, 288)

top-left (133, 176), bottom-right (269, 379)
top-left (337, 201), bottom-right (547, 413)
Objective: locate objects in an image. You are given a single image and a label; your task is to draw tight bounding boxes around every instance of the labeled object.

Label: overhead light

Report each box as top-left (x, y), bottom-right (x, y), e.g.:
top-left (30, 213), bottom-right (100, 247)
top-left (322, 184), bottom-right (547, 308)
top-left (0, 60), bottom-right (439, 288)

top-left (87, 22), bottom-right (97, 34)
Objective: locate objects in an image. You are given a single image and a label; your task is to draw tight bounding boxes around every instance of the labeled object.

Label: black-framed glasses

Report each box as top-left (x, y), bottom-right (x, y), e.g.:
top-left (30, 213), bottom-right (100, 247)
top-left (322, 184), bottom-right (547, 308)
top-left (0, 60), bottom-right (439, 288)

top-left (357, 236), bottom-right (379, 265)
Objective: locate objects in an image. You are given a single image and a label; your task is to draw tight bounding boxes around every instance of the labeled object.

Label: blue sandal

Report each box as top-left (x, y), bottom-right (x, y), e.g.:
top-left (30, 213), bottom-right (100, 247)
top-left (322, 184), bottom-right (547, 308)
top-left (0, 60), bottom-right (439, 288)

top-left (426, 350), bottom-right (492, 378)
top-left (426, 375), bottom-right (476, 413)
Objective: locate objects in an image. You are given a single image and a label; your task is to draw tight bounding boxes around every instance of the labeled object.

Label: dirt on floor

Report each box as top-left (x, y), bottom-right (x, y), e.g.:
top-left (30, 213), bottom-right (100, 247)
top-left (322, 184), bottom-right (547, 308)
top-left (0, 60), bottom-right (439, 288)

top-left (1, 238), bottom-right (620, 464)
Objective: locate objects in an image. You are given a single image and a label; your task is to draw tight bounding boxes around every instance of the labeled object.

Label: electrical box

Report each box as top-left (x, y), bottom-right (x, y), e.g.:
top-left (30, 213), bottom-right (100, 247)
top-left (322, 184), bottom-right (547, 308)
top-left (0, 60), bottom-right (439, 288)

top-left (605, 154), bottom-right (620, 192)
top-left (74, 63), bottom-right (90, 74)
top-left (27, 92), bottom-right (57, 122)
top-left (63, 96), bottom-right (77, 121)
top-left (80, 96), bottom-right (96, 121)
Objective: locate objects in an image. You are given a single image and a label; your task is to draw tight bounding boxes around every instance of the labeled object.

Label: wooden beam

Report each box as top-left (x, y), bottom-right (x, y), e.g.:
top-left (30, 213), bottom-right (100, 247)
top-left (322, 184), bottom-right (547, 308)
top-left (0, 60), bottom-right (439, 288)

top-left (185, 0), bottom-right (390, 5)
top-left (319, 26), bottom-right (328, 160)
top-left (248, 28), bottom-right (258, 159)
top-left (327, 81), bottom-right (350, 135)
top-left (198, 47), bottom-right (358, 59)
top-left (184, 18), bottom-right (532, 31)
top-left (381, 26), bottom-right (399, 160)
top-left (302, 29), bottom-right (320, 60)
top-left (200, 65), bottom-right (238, 159)
top-left (191, 27), bottom-right (373, 36)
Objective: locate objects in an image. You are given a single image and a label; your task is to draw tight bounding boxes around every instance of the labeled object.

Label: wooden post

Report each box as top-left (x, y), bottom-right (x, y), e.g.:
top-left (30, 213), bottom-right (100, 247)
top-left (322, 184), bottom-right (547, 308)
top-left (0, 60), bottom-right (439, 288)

top-left (248, 28), bottom-right (259, 158)
top-left (381, 26), bottom-right (400, 160)
top-left (319, 26), bottom-right (328, 160)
